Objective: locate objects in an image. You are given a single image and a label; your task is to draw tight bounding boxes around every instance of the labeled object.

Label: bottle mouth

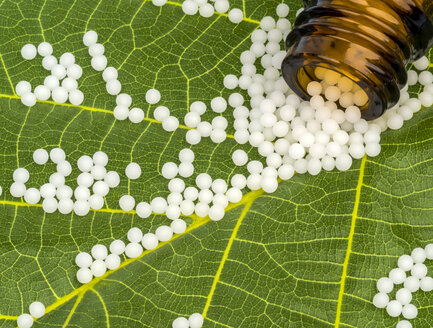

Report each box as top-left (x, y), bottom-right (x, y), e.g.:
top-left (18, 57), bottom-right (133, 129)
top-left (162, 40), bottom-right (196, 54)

top-left (281, 55), bottom-right (387, 120)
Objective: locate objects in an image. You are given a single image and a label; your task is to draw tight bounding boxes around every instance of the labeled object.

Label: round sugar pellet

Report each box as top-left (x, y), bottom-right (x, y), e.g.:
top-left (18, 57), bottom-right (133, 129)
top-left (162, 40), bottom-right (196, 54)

top-left (76, 268), bottom-right (93, 284)
top-left (44, 75), bottom-right (59, 90)
top-left (411, 247), bottom-right (426, 263)
top-left (398, 254), bottom-right (414, 272)
top-left (92, 181), bottom-right (109, 197)
top-left (153, 106), bottom-right (170, 121)
top-left (56, 185), bottom-right (73, 199)
top-left (102, 67), bottom-right (118, 81)
top-left (396, 321), bottom-right (413, 328)
top-left (34, 85), bottom-right (51, 101)
top-left (51, 64), bottom-right (67, 80)
top-left (184, 112), bottom-right (201, 128)
top-left (17, 313), bottom-right (34, 328)
top-left (116, 93), bottom-right (132, 107)
top-left (404, 276), bottom-right (420, 293)
top-left (172, 317), bottom-right (189, 328)
top-left (182, 0), bottom-right (198, 15)
top-left (13, 168), bottom-right (30, 183)
top-left (91, 244), bottom-right (108, 260)
top-left (73, 200), bottom-right (90, 216)
top-left (210, 97), bottom-right (227, 113)
top-left (105, 254), bottom-right (121, 270)
top-left (372, 293), bottom-right (389, 309)
top-left (128, 107), bottom-right (144, 123)
top-left (185, 129), bottom-right (201, 145)
top-left (57, 160), bottom-right (72, 176)
top-left (42, 197), bottom-right (58, 213)
top-left (58, 199), bottom-right (74, 214)
top-left (145, 89), bottom-right (161, 104)
top-left (37, 42), bottom-right (53, 56)
top-left (420, 276), bottom-right (433, 292)
top-left (103, 171), bottom-right (120, 188)
top-left (178, 162), bottom-right (194, 178)
top-left (214, 0), bottom-right (229, 13)
top-left (109, 240), bottom-right (126, 255)
top-left (228, 8), bottom-right (243, 23)
top-left (89, 194), bottom-right (104, 210)
top-left (162, 116), bottom-right (179, 132)
top-left (232, 149), bottom-right (248, 166)
top-left (125, 242), bottom-right (143, 258)
top-left (83, 30), bottom-right (98, 46)
top-left (190, 101), bottom-right (206, 115)
top-left (91, 165), bottom-right (106, 180)
top-left (21, 44), bottom-right (37, 60)
top-left (125, 162), bottom-right (141, 180)
top-left (29, 301), bottom-right (45, 318)
top-left (91, 55), bottom-right (107, 71)
top-left (377, 277), bottom-right (393, 293)
top-left (223, 74), bottom-right (238, 90)
top-left (171, 219), bottom-right (187, 234)
top-left (75, 252), bottom-right (93, 268)
top-left (51, 87), bottom-right (68, 103)
top-left (396, 288), bottom-right (412, 305)
top-left (155, 225), bottom-right (173, 242)
top-left (24, 188), bottom-right (40, 204)
top-left (59, 52), bottom-right (75, 67)
top-left (151, 197), bottom-right (167, 213)
top-left (90, 259), bottom-right (106, 277)
top-left (142, 233), bottom-right (159, 250)
top-left (21, 93), bottom-right (37, 107)
top-left (389, 268), bottom-right (406, 284)
top-left (411, 263), bottom-right (428, 278)
top-left (67, 64), bottom-right (83, 80)
top-left (188, 313), bottom-right (204, 328)
top-left (386, 300), bottom-right (402, 317)
top-left (42, 55), bottom-right (57, 70)
top-left (113, 105), bottom-right (129, 120)
top-left (15, 81), bottom-right (31, 96)
top-left (106, 80), bottom-right (122, 95)
top-left (136, 202), bottom-right (152, 218)
top-left (127, 227), bottom-right (143, 243)
top-left (119, 195), bottom-right (135, 211)
top-left (179, 148), bottom-right (194, 163)
top-left (88, 43), bottom-right (104, 57)
top-left (402, 304), bottom-right (417, 320)
top-left (152, 0), bottom-right (167, 6)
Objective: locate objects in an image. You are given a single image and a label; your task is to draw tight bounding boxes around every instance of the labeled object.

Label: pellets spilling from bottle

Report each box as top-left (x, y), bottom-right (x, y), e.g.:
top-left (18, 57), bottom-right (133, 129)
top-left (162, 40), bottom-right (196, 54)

top-left (10, 1), bottom-right (433, 327)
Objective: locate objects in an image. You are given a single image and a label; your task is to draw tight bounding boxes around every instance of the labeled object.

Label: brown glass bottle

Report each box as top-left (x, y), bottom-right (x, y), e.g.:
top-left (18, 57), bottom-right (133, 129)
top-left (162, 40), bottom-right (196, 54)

top-left (281, 0), bottom-right (433, 119)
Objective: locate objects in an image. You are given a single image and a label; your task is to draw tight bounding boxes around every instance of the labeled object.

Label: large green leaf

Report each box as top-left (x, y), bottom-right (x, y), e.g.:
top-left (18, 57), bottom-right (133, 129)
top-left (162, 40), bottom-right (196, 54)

top-left (0, 1), bottom-right (432, 327)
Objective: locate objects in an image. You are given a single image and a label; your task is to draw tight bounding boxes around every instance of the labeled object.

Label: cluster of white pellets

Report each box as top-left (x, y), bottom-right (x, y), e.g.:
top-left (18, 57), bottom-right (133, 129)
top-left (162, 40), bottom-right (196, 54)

top-left (373, 244), bottom-right (433, 327)
top-left (181, 101), bottom-right (230, 145)
top-left (18, 43), bottom-right (84, 106)
top-left (16, 301), bottom-right (45, 328)
top-left (76, 221), bottom-right (187, 284)
top-left (10, 148), bottom-right (120, 215)
top-left (83, 30), bottom-right (161, 124)
top-left (172, 313), bottom-right (204, 328)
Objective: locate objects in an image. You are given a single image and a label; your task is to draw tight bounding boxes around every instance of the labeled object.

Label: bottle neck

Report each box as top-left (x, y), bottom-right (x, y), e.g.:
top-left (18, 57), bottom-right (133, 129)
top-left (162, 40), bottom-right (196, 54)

top-left (282, 0), bottom-right (433, 119)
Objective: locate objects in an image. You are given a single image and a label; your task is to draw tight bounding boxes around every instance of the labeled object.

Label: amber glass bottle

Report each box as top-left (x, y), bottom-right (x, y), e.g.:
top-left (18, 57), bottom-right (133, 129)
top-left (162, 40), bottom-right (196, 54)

top-left (281, 0), bottom-right (433, 119)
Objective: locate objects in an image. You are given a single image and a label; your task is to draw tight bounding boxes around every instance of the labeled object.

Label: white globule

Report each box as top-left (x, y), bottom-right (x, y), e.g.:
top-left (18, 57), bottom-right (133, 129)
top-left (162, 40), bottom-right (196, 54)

top-left (211, 97), bottom-right (227, 113)
top-left (83, 30), bottom-right (98, 46)
top-left (411, 263), bottom-right (427, 278)
top-left (145, 89), bottom-right (161, 104)
top-left (228, 8), bottom-right (243, 24)
top-left (172, 317), bottom-right (189, 328)
top-left (76, 268), bottom-right (93, 284)
top-left (61, 77), bottom-right (78, 91)
top-left (125, 162), bottom-right (141, 180)
top-left (127, 227), bottom-right (143, 243)
top-left (89, 194), bottom-right (104, 210)
top-left (21, 92), bottom-right (37, 107)
top-left (106, 79), bottom-right (122, 95)
top-left (17, 313), bottom-right (34, 328)
top-left (162, 162), bottom-right (178, 179)
top-left (396, 321), bottom-right (413, 328)
top-left (89, 43), bottom-right (105, 57)
top-left (128, 107), bottom-right (144, 123)
top-left (182, 0), bottom-right (198, 15)
top-left (389, 268), bottom-right (406, 285)
top-left (91, 259), bottom-right (107, 277)
top-left (232, 149), bottom-right (248, 166)
top-left (411, 247), bottom-right (426, 263)
top-left (402, 304), bottom-right (418, 320)
top-left (21, 44), bottom-right (37, 60)
top-left (142, 233), bottom-right (159, 250)
top-left (377, 277), bottom-right (393, 294)
top-left (59, 52), bottom-right (75, 67)
top-left (398, 254), bottom-right (414, 272)
top-left (386, 300), bottom-right (403, 317)
top-left (75, 252), bottom-right (93, 268)
top-left (42, 56), bottom-right (58, 70)
top-left (404, 276), bottom-right (420, 293)
top-left (102, 67), bottom-right (118, 81)
top-left (420, 276), bottom-right (433, 292)
top-left (171, 219), bottom-right (187, 234)
top-left (91, 55), bottom-right (107, 71)
top-left (372, 292), bottom-right (389, 309)
top-left (395, 288), bottom-right (412, 305)
top-left (119, 195), bottom-right (135, 211)
top-left (155, 225), bottom-right (173, 242)
top-left (91, 244), bottom-right (108, 260)
top-left (109, 240), bottom-right (125, 255)
top-left (162, 116), bottom-right (179, 132)
top-left (151, 197), bottom-right (168, 214)
top-left (105, 254), bottom-right (121, 270)
top-left (125, 242), bottom-right (143, 258)
top-left (29, 301), bottom-right (45, 319)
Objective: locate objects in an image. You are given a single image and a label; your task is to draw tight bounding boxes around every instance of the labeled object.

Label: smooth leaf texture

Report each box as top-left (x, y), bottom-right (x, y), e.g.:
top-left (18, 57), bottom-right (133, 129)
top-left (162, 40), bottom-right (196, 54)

top-left (0, 1), bottom-right (433, 327)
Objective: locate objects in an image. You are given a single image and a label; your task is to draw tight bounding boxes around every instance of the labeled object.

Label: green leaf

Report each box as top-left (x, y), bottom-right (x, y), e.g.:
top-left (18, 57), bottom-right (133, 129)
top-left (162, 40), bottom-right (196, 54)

top-left (0, 1), bottom-right (432, 327)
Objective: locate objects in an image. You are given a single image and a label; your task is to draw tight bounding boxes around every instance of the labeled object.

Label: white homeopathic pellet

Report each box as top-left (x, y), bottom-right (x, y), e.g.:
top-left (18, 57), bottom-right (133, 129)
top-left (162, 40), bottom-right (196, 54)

top-left (113, 106), bottom-right (129, 120)
top-left (52, 87), bottom-right (68, 103)
top-left (42, 56), bottom-right (57, 71)
top-left (125, 242), bottom-right (143, 258)
top-left (377, 277), bottom-right (394, 294)
top-left (127, 227), bottom-right (143, 243)
top-left (106, 79), bottom-right (122, 95)
top-left (15, 81), bottom-right (31, 96)
top-left (37, 42), bottom-right (53, 56)
top-left (142, 233), bottom-right (159, 250)
top-left (182, 0), bottom-right (198, 15)
top-left (411, 247), bottom-right (426, 263)
top-left (129, 107), bottom-right (144, 123)
top-left (153, 106), bottom-right (170, 121)
top-left (389, 268), bottom-right (406, 284)
top-left (136, 202), bottom-right (152, 218)
top-left (105, 254), bottom-right (121, 270)
top-left (110, 240), bottom-right (126, 255)
top-left (58, 199), bottom-right (74, 215)
top-left (75, 252), bottom-right (93, 268)
top-left (34, 85), bottom-right (50, 101)
top-left (91, 55), bottom-right (107, 71)
top-left (188, 313), bottom-right (204, 328)
top-left (21, 44), bottom-right (37, 60)
top-left (104, 171), bottom-right (120, 188)
top-left (145, 89), bottom-right (161, 104)
top-left (228, 8), bottom-right (243, 24)
top-left (402, 304), bottom-right (417, 320)
top-left (21, 93), bottom-right (37, 107)
top-left (17, 313), bottom-right (33, 328)
top-left (172, 317), bottom-right (189, 328)
top-left (152, 0), bottom-right (167, 6)
top-left (162, 116), bottom-right (179, 132)
top-left (29, 301), bottom-right (45, 319)
top-left (171, 219), bottom-right (187, 234)
top-left (232, 149), bottom-right (248, 166)
top-left (372, 293), bottom-right (389, 309)
top-left (210, 97), bottom-right (227, 113)
top-left (398, 254), bottom-right (413, 272)
top-left (102, 67), bottom-right (118, 81)
top-left (76, 267), bottom-right (93, 284)
top-left (13, 168), bottom-right (30, 183)
top-left (67, 64), bottom-right (83, 80)
top-left (83, 30), bottom-right (98, 46)
top-left (119, 195), bottom-right (135, 211)
top-left (89, 43), bottom-right (105, 57)
top-left (386, 300), bottom-right (402, 317)
top-left (161, 162), bottom-right (178, 179)
top-left (125, 162), bottom-right (141, 180)
top-left (91, 259), bottom-right (107, 277)
top-left (24, 188), bottom-right (41, 204)
top-left (91, 244), bottom-right (108, 260)
top-left (59, 52), bottom-right (75, 67)
top-left (151, 197), bottom-right (167, 213)
top-left (179, 148), bottom-right (194, 163)
top-left (155, 225), bottom-right (173, 242)
top-left (396, 321), bottom-right (412, 328)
